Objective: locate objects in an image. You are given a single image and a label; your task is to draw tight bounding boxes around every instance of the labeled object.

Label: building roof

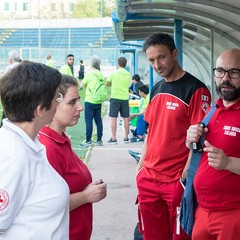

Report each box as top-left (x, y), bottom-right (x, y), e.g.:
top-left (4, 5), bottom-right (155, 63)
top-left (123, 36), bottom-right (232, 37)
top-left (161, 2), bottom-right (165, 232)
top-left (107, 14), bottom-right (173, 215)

top-left (112, 0), bottom-right (240, 46)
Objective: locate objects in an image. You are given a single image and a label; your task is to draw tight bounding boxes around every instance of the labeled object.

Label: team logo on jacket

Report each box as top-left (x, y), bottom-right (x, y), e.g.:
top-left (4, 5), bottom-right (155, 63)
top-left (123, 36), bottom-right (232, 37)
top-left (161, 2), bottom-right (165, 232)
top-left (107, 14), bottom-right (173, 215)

top-left (223, 125), bottom-right (240, 137)
top-left (201, 102), bottom-right (210, 113)
top-left (0, 189), bottom-right (9, 211)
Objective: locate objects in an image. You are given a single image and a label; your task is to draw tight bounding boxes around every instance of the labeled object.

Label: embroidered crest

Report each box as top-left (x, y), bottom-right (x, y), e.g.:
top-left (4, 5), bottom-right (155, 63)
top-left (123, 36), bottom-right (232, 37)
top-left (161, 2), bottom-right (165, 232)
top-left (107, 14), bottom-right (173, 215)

top-left (201, 102), bottom-right (210, 113)
top-left (0, 189), bottom-right (9, 211)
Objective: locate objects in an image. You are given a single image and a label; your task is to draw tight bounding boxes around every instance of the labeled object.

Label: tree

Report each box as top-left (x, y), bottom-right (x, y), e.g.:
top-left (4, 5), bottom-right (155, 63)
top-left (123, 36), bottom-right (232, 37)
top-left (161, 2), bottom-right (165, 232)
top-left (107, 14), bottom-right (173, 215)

top-left (72, 0), bottom-right (115, 18)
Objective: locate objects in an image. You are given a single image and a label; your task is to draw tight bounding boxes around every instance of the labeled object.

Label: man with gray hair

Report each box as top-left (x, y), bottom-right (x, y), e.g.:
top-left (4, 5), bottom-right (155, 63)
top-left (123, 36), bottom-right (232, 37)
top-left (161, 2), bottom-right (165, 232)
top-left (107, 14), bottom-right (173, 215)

top-left (4, 50), bottom-right (20, 74)
top-left (1, 50), bottom-right (21, 126)
top-left (80, 55), bottom-right (106, 147)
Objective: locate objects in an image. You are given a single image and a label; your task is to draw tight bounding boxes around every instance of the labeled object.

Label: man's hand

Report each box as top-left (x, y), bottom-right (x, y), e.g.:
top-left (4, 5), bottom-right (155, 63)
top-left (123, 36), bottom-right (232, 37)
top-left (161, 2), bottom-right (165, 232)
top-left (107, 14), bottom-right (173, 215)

top-left (204, 140), bottom-right (230, 170)
top-left (186, 124), bottom-right (208, 144)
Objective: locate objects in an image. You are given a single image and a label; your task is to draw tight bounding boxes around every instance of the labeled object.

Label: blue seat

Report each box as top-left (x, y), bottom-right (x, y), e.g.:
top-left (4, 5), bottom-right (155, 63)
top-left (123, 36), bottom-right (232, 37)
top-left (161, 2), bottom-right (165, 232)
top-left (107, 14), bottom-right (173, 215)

top-left (0, 27), bottom-right (118, 48)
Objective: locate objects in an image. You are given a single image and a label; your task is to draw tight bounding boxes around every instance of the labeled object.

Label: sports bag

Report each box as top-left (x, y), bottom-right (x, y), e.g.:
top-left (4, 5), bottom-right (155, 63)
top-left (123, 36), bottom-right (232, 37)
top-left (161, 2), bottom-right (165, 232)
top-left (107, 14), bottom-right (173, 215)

top-left (180, 104), bottom-right (216, 236)
top-left (89, 73), bottom-right (108, 103)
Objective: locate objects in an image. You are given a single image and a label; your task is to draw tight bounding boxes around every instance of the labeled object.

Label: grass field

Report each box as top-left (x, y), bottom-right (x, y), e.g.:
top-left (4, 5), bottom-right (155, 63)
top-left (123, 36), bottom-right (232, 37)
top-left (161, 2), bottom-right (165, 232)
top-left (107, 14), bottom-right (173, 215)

top-left (66, 97), bottom-right (89, 161)
top-left (69, 88), bottom-right (109, 161)
top-left (0, 76), bottom-right (112, 162)
top-left (0, 89), bottom-right (90, 161)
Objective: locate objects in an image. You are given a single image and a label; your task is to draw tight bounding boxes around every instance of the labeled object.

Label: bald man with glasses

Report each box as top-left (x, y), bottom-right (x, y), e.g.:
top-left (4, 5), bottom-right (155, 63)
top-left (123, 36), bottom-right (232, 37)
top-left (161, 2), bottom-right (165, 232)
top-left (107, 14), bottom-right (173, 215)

top-left (186, 48), bottom-right (240, 239)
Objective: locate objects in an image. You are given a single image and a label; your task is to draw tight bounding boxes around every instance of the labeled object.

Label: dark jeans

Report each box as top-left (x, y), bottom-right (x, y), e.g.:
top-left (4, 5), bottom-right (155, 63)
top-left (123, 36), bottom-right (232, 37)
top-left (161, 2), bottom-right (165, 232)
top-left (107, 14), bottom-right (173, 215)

top-left (84, 102), bottom-right (103, 142)
top-left (134, 223), bottom-right (143, 240)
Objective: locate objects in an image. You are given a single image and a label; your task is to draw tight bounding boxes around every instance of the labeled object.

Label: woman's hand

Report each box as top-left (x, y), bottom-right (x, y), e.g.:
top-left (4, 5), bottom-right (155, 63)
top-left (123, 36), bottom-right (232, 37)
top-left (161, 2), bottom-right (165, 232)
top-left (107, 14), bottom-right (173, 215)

top-left (84, 180), bottom-right (107, 203)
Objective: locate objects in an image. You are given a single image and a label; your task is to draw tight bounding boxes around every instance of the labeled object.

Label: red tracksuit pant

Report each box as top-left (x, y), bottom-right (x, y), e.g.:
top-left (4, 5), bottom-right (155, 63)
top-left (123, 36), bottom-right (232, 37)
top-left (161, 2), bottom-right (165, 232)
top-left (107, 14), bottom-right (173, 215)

top-left (193, 206), bottom-right (240, 240)
top-left (136, 168), bottom-right (190, 240)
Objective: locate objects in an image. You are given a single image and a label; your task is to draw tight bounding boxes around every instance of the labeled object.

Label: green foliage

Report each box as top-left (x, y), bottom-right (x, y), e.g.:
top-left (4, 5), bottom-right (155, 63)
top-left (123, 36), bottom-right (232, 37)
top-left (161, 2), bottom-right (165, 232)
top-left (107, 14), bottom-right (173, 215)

top-left (102, 0), bottom-right (116, 17)
top-left (72, 0), bottom-right (115, 18)
top-left (73, 0), bottom-right (100, 18)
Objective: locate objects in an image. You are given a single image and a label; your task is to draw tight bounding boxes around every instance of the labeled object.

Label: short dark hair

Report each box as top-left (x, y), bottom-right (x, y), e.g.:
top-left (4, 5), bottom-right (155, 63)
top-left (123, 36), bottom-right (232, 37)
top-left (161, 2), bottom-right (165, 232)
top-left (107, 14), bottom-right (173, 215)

top-left (143, 33), bottom-right (176, 53)
top-left (67, 54), bottom-right (74, 59)
top-left (60, 74), bottom-right (78, 97)
top-left (138, 84), bottom-right (149, 95)
top-left (118, 57), bottom-right (127, 68)
top-left (132, 74), bottom-right (140, 82)
top-left (0, 61), bottom-right (62, 122)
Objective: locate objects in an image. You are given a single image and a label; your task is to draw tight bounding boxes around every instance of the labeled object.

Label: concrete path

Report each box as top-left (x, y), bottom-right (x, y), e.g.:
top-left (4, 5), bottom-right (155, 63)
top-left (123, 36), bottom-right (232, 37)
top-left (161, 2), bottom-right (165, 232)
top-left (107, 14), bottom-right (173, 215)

top-left (88, 115), bottom-right (144, 240)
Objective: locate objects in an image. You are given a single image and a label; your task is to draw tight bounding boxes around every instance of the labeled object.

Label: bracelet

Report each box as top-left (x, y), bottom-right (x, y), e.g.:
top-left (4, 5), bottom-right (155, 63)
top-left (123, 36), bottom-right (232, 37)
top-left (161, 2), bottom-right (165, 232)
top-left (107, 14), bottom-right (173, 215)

top-left (185, 140), bottom-right (193, 150)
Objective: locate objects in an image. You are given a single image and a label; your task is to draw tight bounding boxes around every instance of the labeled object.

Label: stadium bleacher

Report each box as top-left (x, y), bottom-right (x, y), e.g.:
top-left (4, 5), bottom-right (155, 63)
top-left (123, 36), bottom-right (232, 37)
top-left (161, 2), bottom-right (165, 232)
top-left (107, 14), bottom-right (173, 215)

top-left (0, 27), bottom-right (119, 48)
top-left (0, 23), bottom-right (122, 72)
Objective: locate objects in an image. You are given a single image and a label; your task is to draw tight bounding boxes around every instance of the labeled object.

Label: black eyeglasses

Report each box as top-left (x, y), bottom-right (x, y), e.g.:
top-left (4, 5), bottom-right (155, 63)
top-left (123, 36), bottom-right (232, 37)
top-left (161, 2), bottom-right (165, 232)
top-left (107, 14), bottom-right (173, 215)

top-left (213, 68), bottom-right (240, 79)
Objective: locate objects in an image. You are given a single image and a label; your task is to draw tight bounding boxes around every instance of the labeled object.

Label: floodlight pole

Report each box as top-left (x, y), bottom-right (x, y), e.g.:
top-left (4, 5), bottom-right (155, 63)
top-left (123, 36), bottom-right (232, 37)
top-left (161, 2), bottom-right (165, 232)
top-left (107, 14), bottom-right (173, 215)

top-left (100, 0), bottom-right (103, 55)
top-left (38, 2), bottom-right (41, 62)
top-left (68, 15), bottom-right (71, 52)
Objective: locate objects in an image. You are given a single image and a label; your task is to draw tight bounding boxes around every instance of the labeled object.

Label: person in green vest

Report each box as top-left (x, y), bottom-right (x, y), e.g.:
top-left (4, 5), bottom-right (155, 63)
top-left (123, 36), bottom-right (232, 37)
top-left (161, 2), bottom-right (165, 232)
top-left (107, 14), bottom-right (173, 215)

top-left (106, 57), bottom-right (131, 144)
top-left (129, 84), bottom-right (149, 142)
top-left (60, 54), bottom-right (74, 77)
top-left (79, 55), bottom-right (106, 147)
top-left (46, 54), bottom-right (55, 68)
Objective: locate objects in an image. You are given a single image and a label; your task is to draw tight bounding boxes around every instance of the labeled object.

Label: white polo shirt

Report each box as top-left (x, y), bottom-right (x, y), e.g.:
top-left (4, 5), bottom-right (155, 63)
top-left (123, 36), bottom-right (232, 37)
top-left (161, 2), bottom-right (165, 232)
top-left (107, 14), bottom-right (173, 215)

top-left (0, 119), bottom-right (69, 240)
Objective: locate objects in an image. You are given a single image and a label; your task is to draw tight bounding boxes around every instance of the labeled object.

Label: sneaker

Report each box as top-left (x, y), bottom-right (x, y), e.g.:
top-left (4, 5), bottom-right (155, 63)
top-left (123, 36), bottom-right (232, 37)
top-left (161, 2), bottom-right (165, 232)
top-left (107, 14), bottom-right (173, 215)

top-left (123, 137), bottom-right (129, 143)
top-left (107, 138), bottom-right (117, 144)
top-left (128, 150), bottom-right (141, 162)
top-left (130, 137), bottom-right (137, 143)
top-left (94, 140), bottom-right (103, 146)
top-left (130, 137), bottom-right (144, 143)
top-left (136, 137), bottom-right (144, 142)
top-left (80, 141), bottom-right (92, 147)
